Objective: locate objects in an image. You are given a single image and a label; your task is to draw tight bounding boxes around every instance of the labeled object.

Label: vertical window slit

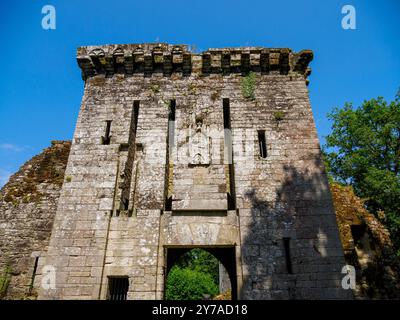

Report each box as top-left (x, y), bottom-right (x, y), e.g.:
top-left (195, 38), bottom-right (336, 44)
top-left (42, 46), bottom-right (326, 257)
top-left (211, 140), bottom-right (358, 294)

top-left (119, 100), bottom-right (139, 213)
top-left (223, 98), bottom-right (236, 210)
top-left (133, 100), bottom-right (140, 136)
top-left (102, 120), bottom-right (112, 145)
top-left (258, 130), bottom-right (267, 158)
top-left (223, 98), bottom-right (231, 130)
top-left (165, 99), bottom-right (175, 211)
top-left (283, 237), bottom-right (293, 274)
top-left (29, 256), bottom-right (39, 293)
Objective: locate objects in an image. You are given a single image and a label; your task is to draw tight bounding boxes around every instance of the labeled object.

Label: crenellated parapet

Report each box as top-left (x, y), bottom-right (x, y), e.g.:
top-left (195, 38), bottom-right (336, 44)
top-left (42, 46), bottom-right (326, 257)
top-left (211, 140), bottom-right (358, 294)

top-left (77, 43), bottom-right (313, 81)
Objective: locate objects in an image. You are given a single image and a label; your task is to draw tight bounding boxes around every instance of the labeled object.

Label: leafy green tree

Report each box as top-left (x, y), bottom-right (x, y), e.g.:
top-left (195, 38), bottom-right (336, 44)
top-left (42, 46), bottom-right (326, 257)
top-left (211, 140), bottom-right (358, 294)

top-left (324, 94), bottom-right (400, 254)
top-left (165, 249), bottom-right (222, 300)
top-left (165, 266), bottom-right (219, 300)
top-left (174, 249), bottom-right (219, 284)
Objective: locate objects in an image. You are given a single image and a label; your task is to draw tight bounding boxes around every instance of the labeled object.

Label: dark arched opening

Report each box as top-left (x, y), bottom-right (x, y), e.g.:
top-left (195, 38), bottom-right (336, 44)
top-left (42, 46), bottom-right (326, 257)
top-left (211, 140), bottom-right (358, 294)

top-left (165, 246), bottom-right (237, 300)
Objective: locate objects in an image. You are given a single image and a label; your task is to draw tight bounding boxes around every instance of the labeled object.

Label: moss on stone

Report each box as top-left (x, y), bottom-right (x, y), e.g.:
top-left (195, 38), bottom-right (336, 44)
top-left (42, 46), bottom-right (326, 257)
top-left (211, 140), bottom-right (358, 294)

top-left (241, 72), bottom-right (256, 101)
top-left (151, 84), bottom-right (160, 94)
top-left (273, 111), bottom-right (285, 121)
top-left (210, 92), bottom-right (218, 101)
top-left (90, 76), bottom-right (106, 87)
top-left (1, 141), bottom-right (70, 204)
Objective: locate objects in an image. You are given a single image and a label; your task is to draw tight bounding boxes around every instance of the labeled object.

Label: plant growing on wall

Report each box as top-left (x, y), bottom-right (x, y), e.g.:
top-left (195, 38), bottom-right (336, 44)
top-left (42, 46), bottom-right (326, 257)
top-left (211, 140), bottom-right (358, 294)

top-left (274, 111), bottom-right (285, 121)
top-left (0, 265), bottom-right (11, 299)
top-left (210, 92), bottom-right (219, 101)
top-left (151, 84), bottom-right (160, 94)
top-left (241, 72), bottom-right (256, 101)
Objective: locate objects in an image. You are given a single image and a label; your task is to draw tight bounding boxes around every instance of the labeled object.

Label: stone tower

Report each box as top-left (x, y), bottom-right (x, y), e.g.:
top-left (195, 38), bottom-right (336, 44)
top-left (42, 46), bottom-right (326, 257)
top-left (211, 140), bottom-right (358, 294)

top-left (37, 43), bottom-right (351, 299)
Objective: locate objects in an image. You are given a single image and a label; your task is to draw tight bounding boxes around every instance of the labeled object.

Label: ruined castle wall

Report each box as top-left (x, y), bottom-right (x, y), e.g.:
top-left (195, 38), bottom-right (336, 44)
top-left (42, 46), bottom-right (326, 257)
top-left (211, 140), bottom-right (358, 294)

top-left (0, 141), bottom-right (70, 299)
top-left (38, 74), bottom-right (170, 299)
top-left (228, 76), bottom-right (350, 299)
top-left (37, 44), bottom-right (351, 300)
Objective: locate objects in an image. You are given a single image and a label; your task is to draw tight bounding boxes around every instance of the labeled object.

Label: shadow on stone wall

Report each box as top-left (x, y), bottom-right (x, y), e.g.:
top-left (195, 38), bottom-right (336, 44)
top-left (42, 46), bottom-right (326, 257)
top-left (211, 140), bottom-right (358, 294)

top-left (239, 156), bottom-right (351, 299)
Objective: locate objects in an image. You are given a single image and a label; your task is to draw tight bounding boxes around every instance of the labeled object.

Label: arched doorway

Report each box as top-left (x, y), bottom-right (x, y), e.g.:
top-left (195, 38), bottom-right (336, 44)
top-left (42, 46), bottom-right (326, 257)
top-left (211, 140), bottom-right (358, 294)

top-left (164, 246), bottom-right (237, 300)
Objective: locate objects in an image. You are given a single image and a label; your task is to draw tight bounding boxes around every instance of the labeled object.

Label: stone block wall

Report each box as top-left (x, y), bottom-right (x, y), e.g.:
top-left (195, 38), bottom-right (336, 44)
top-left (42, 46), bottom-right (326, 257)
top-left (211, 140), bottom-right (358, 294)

top-left (0, 141), bottom-right (70, 299)
top-left (36, 43), bottom-right (351, 299)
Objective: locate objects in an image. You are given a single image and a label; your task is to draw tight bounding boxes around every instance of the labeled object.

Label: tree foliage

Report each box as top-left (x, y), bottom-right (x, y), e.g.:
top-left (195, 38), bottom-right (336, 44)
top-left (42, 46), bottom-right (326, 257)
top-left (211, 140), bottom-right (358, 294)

top-left (165, 266), bottom-right (219, 300)
top-left (165, 249), bottom-right (220, 300)
top-left (174, 248), bottom-right (219, 284)
top-left (324, 94), bottom-right (400, 254)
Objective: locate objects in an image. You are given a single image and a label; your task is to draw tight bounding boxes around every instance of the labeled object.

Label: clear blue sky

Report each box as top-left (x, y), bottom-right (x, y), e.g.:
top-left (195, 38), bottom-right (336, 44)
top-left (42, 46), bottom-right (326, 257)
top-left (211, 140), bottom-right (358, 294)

top-left (0, 0), bottom-right (399, 186)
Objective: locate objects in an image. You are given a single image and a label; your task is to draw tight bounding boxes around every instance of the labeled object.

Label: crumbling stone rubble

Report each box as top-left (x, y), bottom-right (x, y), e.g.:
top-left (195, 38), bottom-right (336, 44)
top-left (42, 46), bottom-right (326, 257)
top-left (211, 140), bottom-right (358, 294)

top-left (0, 141), bottom-right (70, 299)
top-left (331, 183), bottom-right (400, 299)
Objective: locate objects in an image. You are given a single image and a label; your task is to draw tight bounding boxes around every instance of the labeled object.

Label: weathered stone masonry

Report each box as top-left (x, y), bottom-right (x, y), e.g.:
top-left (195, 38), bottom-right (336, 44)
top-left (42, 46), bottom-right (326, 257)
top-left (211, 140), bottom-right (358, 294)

top-left (0, 141), bottom-right (71, 299)
top-left (31, 43), bottom-right (351, 299)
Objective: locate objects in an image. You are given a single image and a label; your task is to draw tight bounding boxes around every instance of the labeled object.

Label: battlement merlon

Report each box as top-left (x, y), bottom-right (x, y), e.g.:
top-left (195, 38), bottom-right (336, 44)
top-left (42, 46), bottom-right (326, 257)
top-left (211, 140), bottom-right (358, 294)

top-left (76, 43), bottom-right (313, 81)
